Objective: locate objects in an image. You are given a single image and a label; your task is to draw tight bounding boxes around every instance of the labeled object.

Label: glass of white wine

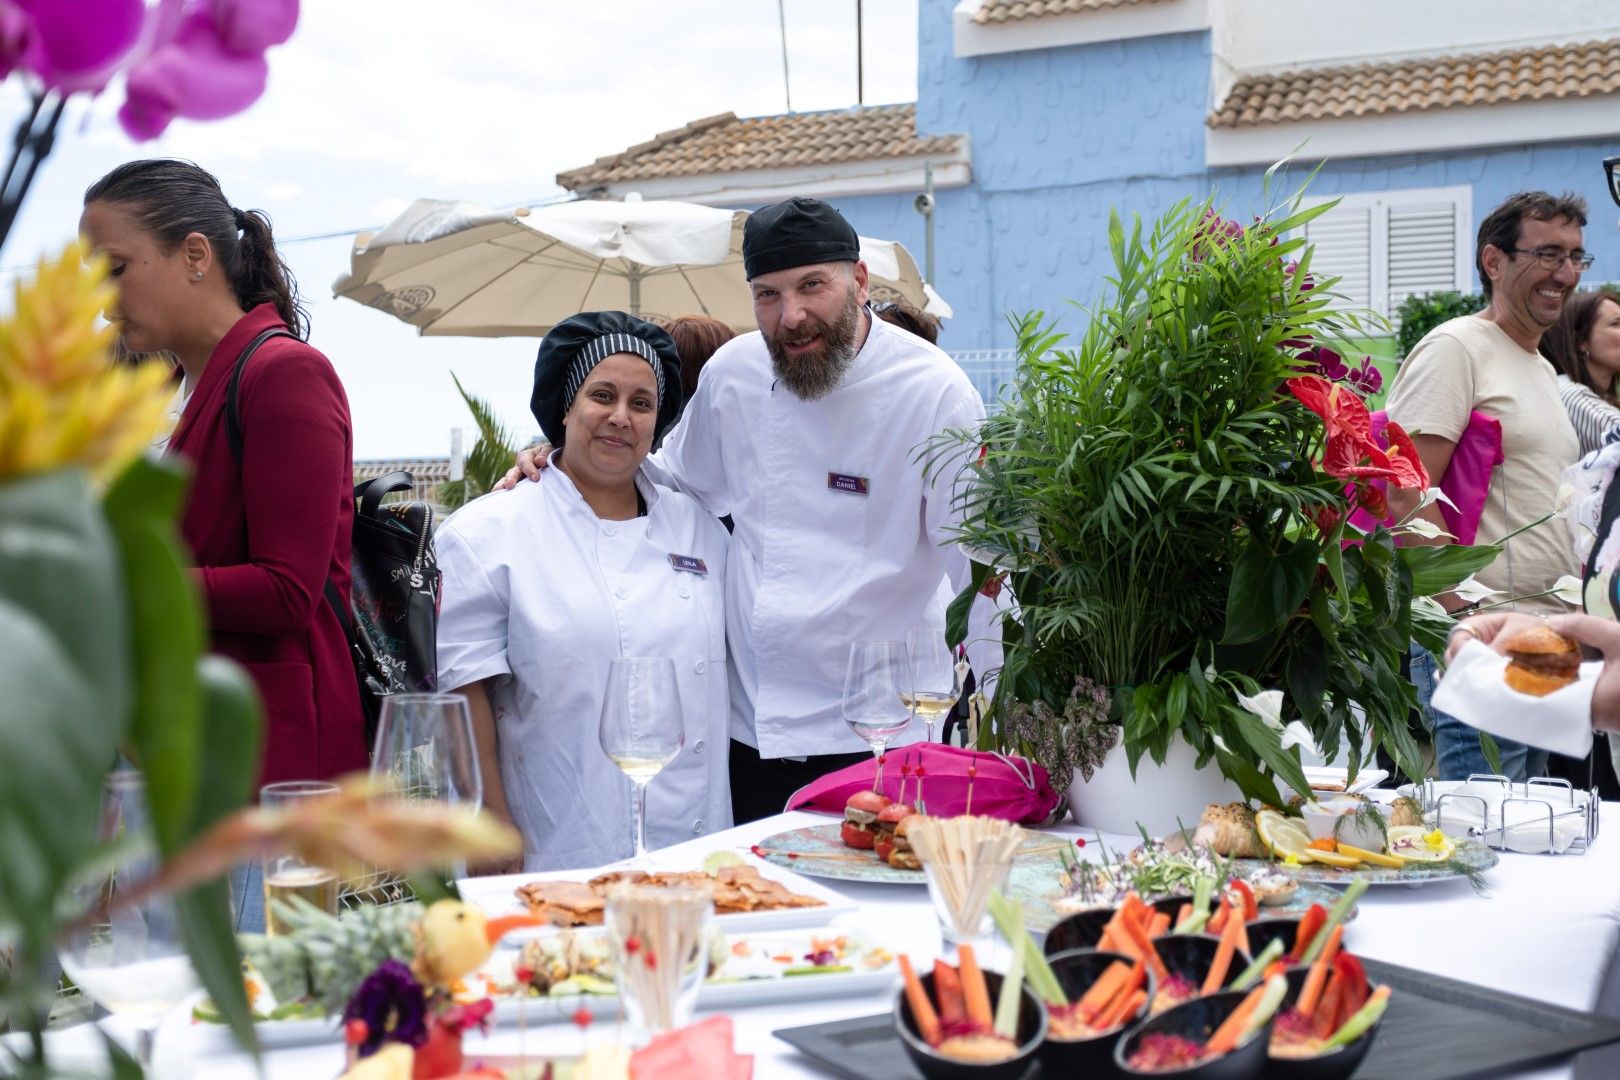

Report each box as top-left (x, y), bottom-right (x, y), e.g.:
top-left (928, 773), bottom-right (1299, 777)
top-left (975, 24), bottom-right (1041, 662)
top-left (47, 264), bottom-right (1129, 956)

top-left (259, 780), bottom-right (342, 936)
top-left (843, 640), bottom-right (913, 761)
top-left (905, 626), bottom-right (963, 744)
top-left (599, 657), bottom-right (684, 863)
top-left (57, 770), bottom-right (198, 1068)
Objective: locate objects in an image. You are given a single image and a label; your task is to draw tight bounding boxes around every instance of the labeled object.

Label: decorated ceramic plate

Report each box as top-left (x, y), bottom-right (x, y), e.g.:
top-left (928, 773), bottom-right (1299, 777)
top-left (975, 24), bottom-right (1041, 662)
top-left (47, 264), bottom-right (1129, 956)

top-left (751, 821), bottom-right (1073, 886)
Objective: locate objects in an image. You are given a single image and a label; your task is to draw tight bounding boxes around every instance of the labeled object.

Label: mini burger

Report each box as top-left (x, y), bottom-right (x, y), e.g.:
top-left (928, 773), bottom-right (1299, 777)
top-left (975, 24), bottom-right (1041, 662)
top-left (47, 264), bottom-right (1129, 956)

top-left (888, 814), bottom-right (924, 870)
top-left (1503, 625), bottom-right (1581, 697)
top-left (841, 790), bottom-right (890, 849)
top-left (872, 802), bottom-right (916, 863)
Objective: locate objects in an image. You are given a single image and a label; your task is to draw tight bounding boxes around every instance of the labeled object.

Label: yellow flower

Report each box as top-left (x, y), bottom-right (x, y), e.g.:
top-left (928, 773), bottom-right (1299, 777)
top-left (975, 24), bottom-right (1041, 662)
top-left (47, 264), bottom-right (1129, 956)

top-left (0, 241), bottom-right (174, 484)
top-left (1283, 853), bottom-right (1301, 867)
top-left (1424, 829), bottom-right (1447, 851)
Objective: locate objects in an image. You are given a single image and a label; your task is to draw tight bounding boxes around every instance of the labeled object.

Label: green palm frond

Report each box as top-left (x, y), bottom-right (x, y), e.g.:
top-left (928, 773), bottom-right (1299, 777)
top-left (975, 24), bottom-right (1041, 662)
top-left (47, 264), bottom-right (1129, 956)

top-left (434, 372), bottom-right (522, 511)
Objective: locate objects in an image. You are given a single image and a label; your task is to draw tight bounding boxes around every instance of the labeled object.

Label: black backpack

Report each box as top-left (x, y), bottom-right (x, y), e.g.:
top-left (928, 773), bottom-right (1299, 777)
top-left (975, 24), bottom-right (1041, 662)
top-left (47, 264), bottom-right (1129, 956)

top-left (225, 328), bottom-right (443, 748)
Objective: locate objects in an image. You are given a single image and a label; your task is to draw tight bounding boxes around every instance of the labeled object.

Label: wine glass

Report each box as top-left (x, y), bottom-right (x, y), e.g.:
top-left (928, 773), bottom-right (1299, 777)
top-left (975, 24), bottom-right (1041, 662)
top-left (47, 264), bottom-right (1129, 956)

top-left (57, 771), bottom-right (198, 1068)
top-left (843, 641), bottom-right (913, 761)
top-left (598, 657), bottom-right (684, 863)
top-left (259, 780), bottom-right (341, 936)
top-left (906, 626), bottom-right (963, 744)
top-left (371, 693), bottom-right (483, 808)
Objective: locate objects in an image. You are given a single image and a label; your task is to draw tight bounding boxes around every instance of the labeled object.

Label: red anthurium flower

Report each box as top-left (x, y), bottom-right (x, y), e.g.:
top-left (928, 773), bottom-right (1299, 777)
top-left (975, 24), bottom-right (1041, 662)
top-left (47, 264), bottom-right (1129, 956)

top-left (1287, 375), bottom-right (1374, 447)
top-left (1353, 481), bottom-right (1389, 520)
top-left (1380, 421), bottom-right (1429, 490)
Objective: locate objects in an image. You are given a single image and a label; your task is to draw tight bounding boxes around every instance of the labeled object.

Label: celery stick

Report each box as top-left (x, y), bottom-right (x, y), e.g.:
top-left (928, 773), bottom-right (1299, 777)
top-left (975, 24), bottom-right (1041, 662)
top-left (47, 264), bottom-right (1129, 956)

top-left (1230, 937), bottom-right (1285, 990)
top-left (989, 892), bottom-right (1068, 1007)
top-left (994, 912), bottom-right (1027, 1040)
top-left (1178, 875), bottom-right (1214, 933)
top-left (1301, 879), bottom-right (1368, 964)
top-left (1239, 974), bottom-right (1291, 1044)
top-left (1325, 984), bottom-right (1390, 1047)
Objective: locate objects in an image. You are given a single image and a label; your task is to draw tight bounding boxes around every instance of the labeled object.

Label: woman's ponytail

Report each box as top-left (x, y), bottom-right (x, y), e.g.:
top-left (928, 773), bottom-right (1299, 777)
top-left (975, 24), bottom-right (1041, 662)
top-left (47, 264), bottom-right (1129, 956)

top-left (233, 207), bottom-right (308, 339)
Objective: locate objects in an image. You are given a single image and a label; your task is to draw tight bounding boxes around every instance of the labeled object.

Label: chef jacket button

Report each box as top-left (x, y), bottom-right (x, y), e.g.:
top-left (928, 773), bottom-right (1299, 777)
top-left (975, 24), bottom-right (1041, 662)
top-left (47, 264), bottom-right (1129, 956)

top-left (678, 586), bottom-right (690, 599)
top-left (603, 524), bottom-right (617, 536)
top-left (615, 586), bottom-right (628, 599)
top-left (693, 739), bottom-right (706, 754)
top-left (694, 660), bottom-right (706, 674)
top-left (692, 820), bottom-right (705, 834)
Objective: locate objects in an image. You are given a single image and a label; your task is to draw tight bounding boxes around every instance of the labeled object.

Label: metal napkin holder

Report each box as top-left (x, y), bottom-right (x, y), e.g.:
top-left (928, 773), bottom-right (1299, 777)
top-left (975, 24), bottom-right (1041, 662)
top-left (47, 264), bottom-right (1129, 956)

top-left (1412, 774), bottom-right (1599, 855)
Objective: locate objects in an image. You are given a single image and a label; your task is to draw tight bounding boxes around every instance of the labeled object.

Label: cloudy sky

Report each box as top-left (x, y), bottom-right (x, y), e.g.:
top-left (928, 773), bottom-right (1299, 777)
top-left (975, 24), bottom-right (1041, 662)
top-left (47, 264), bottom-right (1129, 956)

top-left (8, 1), bottom-right (919, 459)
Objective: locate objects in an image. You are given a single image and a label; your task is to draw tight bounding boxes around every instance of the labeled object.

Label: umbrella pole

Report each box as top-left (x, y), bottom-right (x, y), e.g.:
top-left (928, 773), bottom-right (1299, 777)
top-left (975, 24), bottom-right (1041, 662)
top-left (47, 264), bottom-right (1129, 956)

top-left (628, 263), bottom-right (642, 317)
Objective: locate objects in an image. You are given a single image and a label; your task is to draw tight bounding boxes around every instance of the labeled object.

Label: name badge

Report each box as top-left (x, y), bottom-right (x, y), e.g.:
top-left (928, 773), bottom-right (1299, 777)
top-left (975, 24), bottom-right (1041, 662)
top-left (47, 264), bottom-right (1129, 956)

top-left (668, 553), bottom-right (708, 576)
top-left (827, 471), bottom-right (870, 496)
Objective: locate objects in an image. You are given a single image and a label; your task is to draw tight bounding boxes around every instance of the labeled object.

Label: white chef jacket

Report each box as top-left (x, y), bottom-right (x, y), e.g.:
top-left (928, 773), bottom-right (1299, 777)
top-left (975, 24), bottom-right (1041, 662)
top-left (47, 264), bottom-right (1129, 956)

top-left (435, 457), bottom-right (732, 872)
top-left (649, 314), bottom-right (987, 758)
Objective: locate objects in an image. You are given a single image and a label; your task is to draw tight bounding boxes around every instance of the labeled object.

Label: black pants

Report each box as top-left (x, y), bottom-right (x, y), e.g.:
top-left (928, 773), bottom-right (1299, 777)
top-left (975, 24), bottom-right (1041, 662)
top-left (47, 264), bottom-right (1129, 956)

top-left (728, 739), bottom-right (871, 825)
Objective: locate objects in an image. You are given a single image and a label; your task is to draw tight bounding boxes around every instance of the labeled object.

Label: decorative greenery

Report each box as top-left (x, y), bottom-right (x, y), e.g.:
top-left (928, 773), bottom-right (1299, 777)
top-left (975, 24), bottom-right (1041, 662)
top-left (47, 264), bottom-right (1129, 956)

top-left (1394, 291), bottom-right (1484, 359)
top-left (433, 373), bottom-right (522, 511)
top-left (931, 175), bottom-right (1495, 807)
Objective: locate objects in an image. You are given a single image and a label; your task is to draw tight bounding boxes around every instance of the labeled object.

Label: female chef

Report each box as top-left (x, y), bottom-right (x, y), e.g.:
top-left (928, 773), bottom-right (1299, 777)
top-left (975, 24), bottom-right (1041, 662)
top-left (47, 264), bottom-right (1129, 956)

top-left (436, 311), bottom-right (731, 873)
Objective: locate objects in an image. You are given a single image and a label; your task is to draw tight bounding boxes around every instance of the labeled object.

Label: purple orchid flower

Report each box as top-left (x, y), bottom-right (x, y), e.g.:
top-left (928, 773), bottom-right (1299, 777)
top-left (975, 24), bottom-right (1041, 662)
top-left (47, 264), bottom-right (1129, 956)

top-left (343, 959), bottom-right (428, 1057)
top-left (0, 2), bottom-right (41, 80)
top-left (1347, 355), bottom-right (1383, 395)
top-left (1296, 345), bottom-right (1350, 381)
top-left (15, 0), bottom-right (145, 91)
top-left (118, 5), bottom-right (270, 140)
top-left (208, 0), bottom-right (297, 55)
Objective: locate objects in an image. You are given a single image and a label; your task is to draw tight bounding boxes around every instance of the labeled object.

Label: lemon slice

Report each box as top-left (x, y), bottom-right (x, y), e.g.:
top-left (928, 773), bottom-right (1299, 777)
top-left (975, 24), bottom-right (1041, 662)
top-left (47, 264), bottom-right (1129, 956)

top-left (703, 850), bottom-right (746, 874)
top-left (1335, 843), bottom-right (1404, 869)
top-left (1387, 825), bottom-right (1455, 863)
top-left (1256, 809), bottom-right (1312, 861)
top-left (1299, 848), bottom-right (1363, 869)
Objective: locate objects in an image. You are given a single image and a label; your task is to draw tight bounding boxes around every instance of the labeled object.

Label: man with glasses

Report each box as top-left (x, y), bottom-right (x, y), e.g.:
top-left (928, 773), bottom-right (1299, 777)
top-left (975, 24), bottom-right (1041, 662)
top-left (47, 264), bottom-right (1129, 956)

top-left (1388, 190), bottom-right (1590, 782)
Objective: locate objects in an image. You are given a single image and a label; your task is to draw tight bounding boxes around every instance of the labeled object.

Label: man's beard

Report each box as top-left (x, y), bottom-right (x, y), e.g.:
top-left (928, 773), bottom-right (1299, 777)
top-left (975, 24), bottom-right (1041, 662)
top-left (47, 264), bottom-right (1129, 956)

top-left (766, 284), bottom-right (861, 401)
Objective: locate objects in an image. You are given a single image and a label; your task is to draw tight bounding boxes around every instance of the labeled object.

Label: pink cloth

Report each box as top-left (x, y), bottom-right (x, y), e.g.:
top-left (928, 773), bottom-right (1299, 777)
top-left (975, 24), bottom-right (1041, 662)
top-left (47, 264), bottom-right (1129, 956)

top-left (785, 743), bottom-right (1061, 825)
top-left (1348, 409), bottom-right (1502, 544)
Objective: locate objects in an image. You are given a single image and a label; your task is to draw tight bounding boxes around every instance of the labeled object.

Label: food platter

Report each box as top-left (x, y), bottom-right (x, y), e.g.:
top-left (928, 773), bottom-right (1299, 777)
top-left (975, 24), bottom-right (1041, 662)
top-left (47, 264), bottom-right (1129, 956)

top-left (751, 821), bottom-right (1070, 885)
top-left (190, 926), bottom-right (899, 1051)
top-left (1245, 838), bottom-right (1498, 887)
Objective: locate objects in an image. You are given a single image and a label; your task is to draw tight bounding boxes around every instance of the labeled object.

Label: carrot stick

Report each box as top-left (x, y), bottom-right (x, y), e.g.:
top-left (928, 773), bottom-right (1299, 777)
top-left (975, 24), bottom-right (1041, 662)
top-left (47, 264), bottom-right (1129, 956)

top-left (1098, 987), bottom-right (1147, 1031)
top-left (958, 944), bottom-right (994, 1029)
top-left (933, 960), bottom-right (966, 1026)
top-left (1202, 900), bottom-right (1241, 994)
top-left (1118, 912), bottom-right (1168, 983)
top-left (1205, 984), bottom-right (1267, 1055)
top-left (1297, 926), bottom-right (1343, 1017)
top-left (1120, 892), bottom-right (1147, 931)
top-left (1102, 910), bottom-right (1139, 959)
top-left (1149, 911), bottom-right (1171, 938)
top-left (1176, 903), bottom-right (1193, 929)
top-left (899, 955), bottom-right (941, 1046)
top-left (1097, 925), bottom-right (1126, 956)
top-left (1208, 902), bottom-right (1230, 936)
top-left (1076, 961), bottom-right (1130, 1022)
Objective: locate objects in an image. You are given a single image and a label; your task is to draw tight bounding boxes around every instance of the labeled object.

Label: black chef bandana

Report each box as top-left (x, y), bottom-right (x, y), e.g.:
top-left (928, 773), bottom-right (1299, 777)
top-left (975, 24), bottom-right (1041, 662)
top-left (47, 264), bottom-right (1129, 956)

top-left (742, 197), bottom-right (861, 280)
top-left (530, 311), bottom-right (683, 448)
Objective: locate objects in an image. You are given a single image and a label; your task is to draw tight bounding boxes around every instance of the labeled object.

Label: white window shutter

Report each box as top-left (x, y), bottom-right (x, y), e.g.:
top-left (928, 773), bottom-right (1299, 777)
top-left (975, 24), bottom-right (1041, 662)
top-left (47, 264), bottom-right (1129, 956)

top-left (1387, 201), bottom-right (1460, 314)
top-left (1303, 205), bottom-right (1373, 313)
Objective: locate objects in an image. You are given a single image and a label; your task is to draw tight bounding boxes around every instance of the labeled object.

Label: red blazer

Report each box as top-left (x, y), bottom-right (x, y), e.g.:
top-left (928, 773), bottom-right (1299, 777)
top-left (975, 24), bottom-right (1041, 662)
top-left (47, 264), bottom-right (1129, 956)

top-left (168, 304), bottom-right (367, 785)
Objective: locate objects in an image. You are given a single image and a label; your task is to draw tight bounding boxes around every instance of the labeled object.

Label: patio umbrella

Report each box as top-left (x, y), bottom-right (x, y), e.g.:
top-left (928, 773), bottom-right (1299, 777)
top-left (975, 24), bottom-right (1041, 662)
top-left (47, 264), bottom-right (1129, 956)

top-left (332, 196), bottom-right (949, 338)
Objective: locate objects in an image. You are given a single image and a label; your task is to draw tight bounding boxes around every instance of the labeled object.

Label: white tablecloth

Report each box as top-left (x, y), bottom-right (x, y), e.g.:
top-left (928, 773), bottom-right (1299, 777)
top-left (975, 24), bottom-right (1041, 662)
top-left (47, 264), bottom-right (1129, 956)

top-left (20, 807), bottom-right (1620, 1078)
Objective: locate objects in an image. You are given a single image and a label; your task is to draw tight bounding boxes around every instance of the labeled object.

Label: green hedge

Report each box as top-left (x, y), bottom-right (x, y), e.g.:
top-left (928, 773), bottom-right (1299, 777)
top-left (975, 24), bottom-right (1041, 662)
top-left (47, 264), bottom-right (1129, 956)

top-left (1395, 291), bottom-right (1484, 359)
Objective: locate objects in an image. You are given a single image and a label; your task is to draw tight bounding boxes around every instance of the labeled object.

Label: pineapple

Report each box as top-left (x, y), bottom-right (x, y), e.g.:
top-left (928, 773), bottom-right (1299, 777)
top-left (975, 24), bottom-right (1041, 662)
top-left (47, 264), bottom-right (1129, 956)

top-left (241, 898), bottom-right (422, 1014)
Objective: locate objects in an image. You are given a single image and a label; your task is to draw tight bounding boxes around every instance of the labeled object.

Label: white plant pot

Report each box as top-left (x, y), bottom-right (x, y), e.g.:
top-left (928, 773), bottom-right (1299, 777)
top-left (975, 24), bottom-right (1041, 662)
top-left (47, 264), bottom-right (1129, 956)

top-left (1067, 731), bottom-right (1242, 837)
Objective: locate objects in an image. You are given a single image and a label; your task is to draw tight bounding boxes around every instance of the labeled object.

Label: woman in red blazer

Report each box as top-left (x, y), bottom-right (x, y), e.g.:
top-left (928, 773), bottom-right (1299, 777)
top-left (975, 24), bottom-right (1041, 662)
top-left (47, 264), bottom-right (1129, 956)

top-left (81, 160), bottom-right (367, 789)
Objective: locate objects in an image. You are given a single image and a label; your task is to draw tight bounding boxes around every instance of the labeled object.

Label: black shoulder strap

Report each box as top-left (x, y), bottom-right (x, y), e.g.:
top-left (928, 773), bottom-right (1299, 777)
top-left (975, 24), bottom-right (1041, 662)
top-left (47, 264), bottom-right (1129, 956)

top-left (1584, 467), bottom-right (1620, 600)
top-left (357, 470), bottom-right (416, 517)
top-left (225, 327), bottom-right (295, 464)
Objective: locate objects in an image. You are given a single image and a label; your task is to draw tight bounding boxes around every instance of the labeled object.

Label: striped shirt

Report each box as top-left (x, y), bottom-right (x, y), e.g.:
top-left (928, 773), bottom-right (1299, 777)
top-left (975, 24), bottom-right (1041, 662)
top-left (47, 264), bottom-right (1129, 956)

top-left (1556, 374), bottom-right (1620, 455)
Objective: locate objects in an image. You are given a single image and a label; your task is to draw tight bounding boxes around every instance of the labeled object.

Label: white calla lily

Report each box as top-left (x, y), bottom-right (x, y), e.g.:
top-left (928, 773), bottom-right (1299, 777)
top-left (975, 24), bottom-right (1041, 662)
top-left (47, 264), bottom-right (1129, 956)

top-left (1400, 517), bottom-right (1454, 541)
top-left (1556, 484), bottom-right (1576, 515)
top-left (1452, 576), bottom-right (1500, 605)
top-left (1235, 688), bottom-right (1286, 730)
top-left (1417, 487), bottom-right (1458, 512)
top-left (1552, 574), bottom-right (1585, 606)
top-left (1411, 595), bottom-right (1450, 619)
top-left (1212, 733), bottom-right (1232, 754)
top-left (1280, 721), bottom-right (1321, 758)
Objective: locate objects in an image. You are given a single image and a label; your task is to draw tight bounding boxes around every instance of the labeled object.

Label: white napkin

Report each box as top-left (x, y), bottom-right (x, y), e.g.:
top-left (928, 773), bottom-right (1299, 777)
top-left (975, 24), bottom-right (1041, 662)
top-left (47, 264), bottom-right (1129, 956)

top-left (1431, 639), bottom-right (1599, 759)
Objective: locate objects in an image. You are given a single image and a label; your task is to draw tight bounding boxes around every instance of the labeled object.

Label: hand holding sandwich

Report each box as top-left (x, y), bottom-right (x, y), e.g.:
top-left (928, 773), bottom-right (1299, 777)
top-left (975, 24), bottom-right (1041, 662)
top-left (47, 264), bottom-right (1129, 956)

top-left (1447, 612), bottom-right (1620, 733)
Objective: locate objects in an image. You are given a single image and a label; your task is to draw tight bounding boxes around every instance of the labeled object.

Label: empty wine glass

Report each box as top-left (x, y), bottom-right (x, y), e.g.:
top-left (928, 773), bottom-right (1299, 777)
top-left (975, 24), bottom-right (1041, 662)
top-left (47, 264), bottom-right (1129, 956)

top-left (843, 641), bottom-right (912, 760)
top-left (905, 626), bottom-right (963, 744)
top-left (57, 771), bottom-right (198, 1068)
top-left (598, 657), bottom-right (684, 863)
top-left (371, 693), bottom-right (483, 809)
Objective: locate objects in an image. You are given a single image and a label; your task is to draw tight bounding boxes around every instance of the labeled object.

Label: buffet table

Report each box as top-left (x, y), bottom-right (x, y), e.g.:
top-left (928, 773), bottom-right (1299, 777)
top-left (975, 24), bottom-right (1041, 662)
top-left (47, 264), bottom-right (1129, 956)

top-left (23, 806), bottom-right (1620, 1078)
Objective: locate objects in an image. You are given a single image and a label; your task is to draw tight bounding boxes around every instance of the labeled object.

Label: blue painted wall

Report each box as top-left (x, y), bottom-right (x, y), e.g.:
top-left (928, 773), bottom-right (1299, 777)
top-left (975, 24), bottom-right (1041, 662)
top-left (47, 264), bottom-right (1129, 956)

top-left (833, 0), bottom-right (1620, 351)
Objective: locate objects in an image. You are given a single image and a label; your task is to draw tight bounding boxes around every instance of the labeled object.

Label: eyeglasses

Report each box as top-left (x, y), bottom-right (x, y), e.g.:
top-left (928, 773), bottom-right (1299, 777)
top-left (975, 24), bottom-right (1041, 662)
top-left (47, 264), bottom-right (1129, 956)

top-left (1504, 246), bottom-right (1595, 271)
top-left (1605, 156), bottom-right (1620, 210)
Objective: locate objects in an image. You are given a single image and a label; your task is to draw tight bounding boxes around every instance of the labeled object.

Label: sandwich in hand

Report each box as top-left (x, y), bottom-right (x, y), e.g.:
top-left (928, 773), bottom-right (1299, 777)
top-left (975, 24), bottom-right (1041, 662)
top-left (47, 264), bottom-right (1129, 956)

top-left (841, 790), bottom-right (891, 849)
top-left (1503, 625), bottom-right (1581, 697)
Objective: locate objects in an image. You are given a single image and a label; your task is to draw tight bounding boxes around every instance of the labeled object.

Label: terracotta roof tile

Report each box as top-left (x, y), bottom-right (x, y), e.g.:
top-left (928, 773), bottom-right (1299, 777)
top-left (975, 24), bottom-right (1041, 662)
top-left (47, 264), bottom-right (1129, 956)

top-left (556, 104), bottom-right (963, 190)
top-left (1210, 38), bottom-right (1620, 129)
top-left (971, 0), bottom-right (1167, 24)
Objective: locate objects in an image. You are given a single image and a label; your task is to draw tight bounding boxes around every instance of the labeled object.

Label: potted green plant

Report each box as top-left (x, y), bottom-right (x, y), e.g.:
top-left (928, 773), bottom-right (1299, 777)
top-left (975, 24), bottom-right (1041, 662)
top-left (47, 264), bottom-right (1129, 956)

top-left (932, 180), bottom-right (1495, 832)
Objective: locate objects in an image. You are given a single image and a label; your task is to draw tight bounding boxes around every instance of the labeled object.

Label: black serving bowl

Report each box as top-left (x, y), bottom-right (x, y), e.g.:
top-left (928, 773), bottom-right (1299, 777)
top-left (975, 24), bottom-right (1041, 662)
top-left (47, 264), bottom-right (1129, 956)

top-left (1041, 948), bottom-right (1157, 1075)
top-left (1263, 966), bottom-right (1383, 1080)
top-left (1115, 988), bottom-right (1275, 1078)
top-left (1243, 918), bottom-right (1303, 967)
top-left (1044, 896), bottom-right (1191, 957)
top-left (895, 969), bottom-right (1047, 1080)
top-left (1152, 933), bottom-right (1252, 1005)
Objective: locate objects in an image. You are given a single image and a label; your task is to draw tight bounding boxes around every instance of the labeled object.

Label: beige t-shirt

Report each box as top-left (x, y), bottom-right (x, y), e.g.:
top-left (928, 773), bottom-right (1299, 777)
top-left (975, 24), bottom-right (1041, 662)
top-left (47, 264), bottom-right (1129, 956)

top-left (1385, 314), bottom-right (1578, 615)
